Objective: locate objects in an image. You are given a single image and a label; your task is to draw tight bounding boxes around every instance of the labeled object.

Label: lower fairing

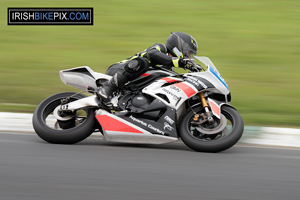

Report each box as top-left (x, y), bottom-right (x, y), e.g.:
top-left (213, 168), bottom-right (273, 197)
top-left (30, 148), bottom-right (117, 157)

top-left (95, 110), bottom-right (178, 144)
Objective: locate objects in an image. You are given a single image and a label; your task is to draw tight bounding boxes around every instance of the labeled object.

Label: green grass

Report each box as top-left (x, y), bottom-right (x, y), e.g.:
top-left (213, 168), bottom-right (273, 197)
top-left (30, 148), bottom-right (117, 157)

top-left (0, 104), bottom-right (37, 113)
top-left (1, 0), bottom-right (300, 127)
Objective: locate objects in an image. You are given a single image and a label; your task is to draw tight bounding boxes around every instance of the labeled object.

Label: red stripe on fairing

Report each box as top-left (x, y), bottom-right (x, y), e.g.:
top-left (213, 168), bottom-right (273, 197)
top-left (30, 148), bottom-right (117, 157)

top-left (141, 73), bottom-right (150, 77)
top-left (160, 77), bottom-right (177, 83)
top-left (173, 82), bottom-right (197, 97)
top-left (96, 115), bottom-right (143, 134)
top-left (209, 99), bottom-right (221, 118)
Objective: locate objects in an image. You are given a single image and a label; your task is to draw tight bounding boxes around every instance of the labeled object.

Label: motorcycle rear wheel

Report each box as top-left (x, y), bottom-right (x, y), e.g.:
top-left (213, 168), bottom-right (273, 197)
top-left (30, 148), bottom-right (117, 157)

top-left (179, 105), bottom-right (244, 152)
top-left (32, 92), bottom-right (96, 144)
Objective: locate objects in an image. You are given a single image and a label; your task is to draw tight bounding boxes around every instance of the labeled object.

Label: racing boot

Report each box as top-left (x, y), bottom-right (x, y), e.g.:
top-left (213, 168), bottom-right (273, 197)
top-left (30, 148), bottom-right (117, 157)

top-left (98, 70), bottom-right (128, 103)
top-left (98, 60), bottom-right (140, 103)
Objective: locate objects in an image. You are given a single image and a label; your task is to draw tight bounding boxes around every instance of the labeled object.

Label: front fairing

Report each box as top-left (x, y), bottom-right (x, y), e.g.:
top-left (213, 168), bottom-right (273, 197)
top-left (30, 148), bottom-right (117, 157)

top-left (190, 56), bottom-right (230, 96)
top-left (142, 56), bottom-right (231, 109)
top-left (185, 66), bottom-right (230, 96)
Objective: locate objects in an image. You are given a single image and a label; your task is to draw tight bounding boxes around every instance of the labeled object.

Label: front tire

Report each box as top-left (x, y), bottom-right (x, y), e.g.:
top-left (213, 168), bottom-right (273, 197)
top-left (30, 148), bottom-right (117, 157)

top-left (179, 105), bottom-right (244, 152)
top-left (32, 92), bottom-right (96, 144)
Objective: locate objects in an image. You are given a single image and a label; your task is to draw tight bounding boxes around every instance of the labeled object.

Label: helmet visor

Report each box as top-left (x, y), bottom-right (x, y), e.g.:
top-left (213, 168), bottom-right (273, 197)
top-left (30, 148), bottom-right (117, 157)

top-left (186, 51), bottom-right (195, 59)
top-left (183, 42), bottom-right (197, 59)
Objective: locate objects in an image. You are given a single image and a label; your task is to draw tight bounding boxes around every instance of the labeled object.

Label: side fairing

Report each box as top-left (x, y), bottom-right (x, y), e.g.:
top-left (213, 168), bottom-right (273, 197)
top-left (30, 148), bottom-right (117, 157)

top-left (142, 77), bottom-right (198, 109)
top-left (95, 109), bottom-right (178, 144)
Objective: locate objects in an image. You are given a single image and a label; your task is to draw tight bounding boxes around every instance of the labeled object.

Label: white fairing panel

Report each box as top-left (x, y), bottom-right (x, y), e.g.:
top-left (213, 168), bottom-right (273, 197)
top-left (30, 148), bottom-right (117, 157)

top-left (142, 77), bottom-right (198, 109)
top-left (59, 66), bottom-right (111, 92)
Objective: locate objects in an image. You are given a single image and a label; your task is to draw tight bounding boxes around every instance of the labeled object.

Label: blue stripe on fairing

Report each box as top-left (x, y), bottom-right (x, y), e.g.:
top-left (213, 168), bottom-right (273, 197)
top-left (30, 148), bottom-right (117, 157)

top-left (208, 66), bottom-right (229, 91)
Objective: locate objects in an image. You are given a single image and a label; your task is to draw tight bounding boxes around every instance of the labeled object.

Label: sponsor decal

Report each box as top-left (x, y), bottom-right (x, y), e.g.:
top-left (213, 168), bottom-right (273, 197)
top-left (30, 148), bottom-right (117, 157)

top-left (186, 76), bottom-right (208, 89)
top-left (164, 122), bottom-right (174, 131)
top-left (162, 88), bottom-right (180, 101)
top-left (129, 115), bottom-right (165, 135)
top-left (164, 115), bottom-right (174, 125)
top-left (7, 8), bottom-right (93, 25)
top-left (148, 124), bottom-right (165, 135)
top-left (129, 115), bottom-right (147, 126)
top-left (170, 85), bottom-right (181, 93)
top-left (173, 82), bottom-right (197, 97)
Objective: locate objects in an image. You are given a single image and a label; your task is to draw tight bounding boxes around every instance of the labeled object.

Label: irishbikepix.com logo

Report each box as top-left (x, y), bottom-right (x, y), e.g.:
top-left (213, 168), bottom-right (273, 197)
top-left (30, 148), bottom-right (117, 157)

top-left (7, 8), bottom-right (93, 25)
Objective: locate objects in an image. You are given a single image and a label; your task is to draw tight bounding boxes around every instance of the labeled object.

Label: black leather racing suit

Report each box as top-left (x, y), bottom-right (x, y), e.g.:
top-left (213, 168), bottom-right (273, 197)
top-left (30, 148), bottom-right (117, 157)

top-left (106, 43), bottom-right (178, 80)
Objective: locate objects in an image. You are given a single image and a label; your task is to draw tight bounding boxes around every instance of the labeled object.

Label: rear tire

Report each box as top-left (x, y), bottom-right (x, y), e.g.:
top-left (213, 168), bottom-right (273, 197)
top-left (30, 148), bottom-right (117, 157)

top-left (179, 105), bottom-right (244, 152)
top-left (32, 92), bottom-right (96, 144)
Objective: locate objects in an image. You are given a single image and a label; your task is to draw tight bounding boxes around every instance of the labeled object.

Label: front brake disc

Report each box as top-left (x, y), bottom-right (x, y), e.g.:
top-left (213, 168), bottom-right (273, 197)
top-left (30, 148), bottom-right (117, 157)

top-left (195, 114), bottom-right (227, 134)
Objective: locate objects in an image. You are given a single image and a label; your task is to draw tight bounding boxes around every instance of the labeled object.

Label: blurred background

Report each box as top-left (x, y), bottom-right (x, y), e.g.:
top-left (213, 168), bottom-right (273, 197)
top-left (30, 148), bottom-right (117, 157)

top-left (1, 0), bottom-right (299, 128)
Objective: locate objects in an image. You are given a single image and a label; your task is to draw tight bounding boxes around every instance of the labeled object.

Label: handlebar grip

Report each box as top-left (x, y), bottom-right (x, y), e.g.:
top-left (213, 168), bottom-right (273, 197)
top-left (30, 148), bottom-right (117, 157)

top-left (86, 86), bottom-right (95, 92)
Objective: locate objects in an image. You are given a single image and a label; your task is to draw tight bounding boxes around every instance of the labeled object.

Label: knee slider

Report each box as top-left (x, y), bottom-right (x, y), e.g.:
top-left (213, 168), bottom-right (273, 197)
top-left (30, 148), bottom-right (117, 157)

top-left (125, 60), bottom-right (140, 72)
top-left (124, 57), bottom-right (148, 72)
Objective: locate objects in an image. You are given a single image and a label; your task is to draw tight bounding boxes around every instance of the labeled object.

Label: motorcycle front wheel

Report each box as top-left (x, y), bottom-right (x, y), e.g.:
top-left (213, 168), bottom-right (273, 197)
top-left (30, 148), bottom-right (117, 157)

top-left (179, 105), bottom-right (244, 152)
top-left (32, 92), bottom-right (96, 144)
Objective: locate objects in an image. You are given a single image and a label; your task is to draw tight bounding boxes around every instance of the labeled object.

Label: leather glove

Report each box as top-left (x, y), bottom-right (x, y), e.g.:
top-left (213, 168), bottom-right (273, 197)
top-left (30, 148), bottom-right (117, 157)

top-left (179, 58), bottom-right (193, 69)
top-left (172, 58), bottom-right (191, 68)
top-left (178, 58), bottom-right (187, 68)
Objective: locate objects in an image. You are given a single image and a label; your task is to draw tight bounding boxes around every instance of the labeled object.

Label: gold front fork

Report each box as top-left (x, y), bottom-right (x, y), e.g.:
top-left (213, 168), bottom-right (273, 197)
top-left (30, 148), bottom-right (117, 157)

top-left (198, 91), bottom-right (214, 123)
top-left (199, 91), bottom-right (208, 108)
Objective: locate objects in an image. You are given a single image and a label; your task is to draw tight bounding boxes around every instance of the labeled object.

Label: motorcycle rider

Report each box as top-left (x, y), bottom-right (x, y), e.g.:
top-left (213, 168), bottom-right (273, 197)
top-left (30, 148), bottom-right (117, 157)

top-left (98, 32), bottom-right (198, 103)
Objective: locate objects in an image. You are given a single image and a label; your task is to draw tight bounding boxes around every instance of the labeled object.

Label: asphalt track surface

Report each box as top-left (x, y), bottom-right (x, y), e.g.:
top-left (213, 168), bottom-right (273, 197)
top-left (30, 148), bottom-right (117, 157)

top-left (1, 132), bottom-right (300, 200)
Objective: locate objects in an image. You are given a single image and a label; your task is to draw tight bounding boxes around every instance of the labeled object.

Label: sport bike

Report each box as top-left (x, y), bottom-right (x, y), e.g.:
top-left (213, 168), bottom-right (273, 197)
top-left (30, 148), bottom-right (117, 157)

top-left (33, 56), bottom-right (244, 152)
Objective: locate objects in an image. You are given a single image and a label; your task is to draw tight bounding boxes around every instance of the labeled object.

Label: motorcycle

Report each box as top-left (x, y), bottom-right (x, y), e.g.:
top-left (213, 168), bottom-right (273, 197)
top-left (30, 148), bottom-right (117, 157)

top-left (32, 56), bottom-right (244, 152)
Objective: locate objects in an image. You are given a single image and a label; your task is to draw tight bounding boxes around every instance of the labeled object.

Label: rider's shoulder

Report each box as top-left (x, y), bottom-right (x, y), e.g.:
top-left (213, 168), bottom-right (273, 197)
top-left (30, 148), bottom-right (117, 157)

top-left (148, 43), bottom-right (167, 53)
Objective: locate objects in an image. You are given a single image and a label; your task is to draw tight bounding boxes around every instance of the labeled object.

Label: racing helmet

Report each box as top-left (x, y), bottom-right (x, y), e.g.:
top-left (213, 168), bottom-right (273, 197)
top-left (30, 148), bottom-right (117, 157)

top-left (165, 32), bottom-right (198, 58)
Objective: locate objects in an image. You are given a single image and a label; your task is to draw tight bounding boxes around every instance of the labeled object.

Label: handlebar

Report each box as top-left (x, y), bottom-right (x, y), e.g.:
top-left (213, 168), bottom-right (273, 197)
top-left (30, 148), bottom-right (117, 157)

top-left (181, 59), bottom-right (203, 72)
